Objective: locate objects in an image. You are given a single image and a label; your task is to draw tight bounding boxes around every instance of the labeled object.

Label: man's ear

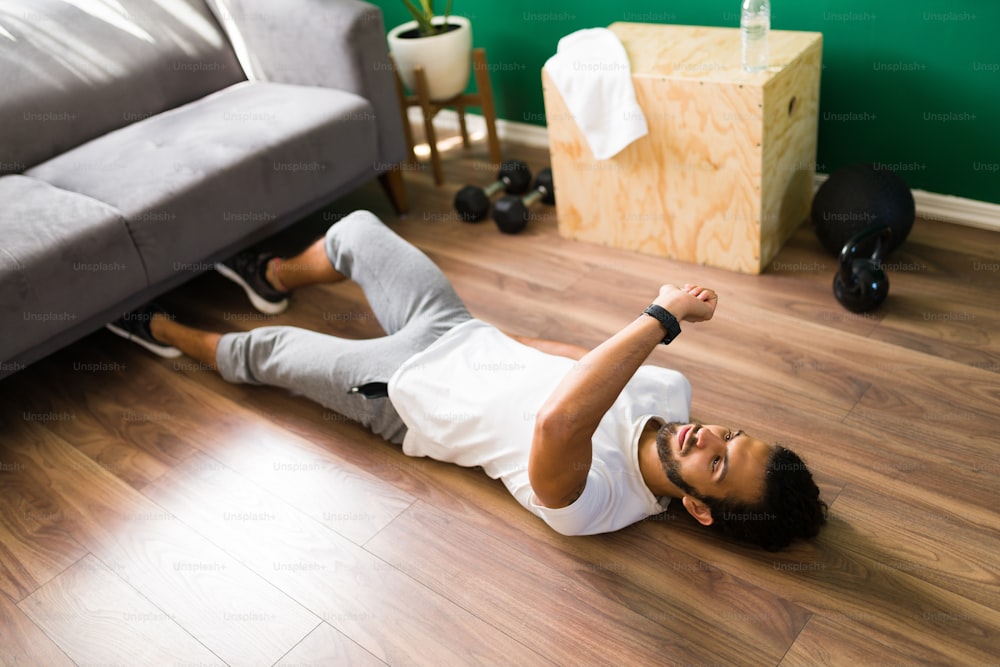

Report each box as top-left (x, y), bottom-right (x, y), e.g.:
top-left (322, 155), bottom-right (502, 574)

top-left (681, 495), bottom-right (714, 526)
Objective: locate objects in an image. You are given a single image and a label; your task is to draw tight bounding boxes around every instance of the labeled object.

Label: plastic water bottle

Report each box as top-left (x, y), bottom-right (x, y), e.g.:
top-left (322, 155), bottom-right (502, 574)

top-left (741, 0), bottom-right (770, 72)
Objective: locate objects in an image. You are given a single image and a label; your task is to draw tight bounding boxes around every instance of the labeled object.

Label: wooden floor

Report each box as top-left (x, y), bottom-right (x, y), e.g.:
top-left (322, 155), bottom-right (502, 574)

top-left (1, 132), bottom-right (998, 667)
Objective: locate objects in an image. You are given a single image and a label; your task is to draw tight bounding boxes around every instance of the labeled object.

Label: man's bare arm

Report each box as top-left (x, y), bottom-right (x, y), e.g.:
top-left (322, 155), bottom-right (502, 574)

top-left (527, 284), bottom-right (718, 509)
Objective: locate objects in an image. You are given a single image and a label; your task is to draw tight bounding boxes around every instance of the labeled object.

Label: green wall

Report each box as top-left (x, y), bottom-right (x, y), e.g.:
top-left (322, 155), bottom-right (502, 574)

top-left (376, 0), bottom-right (1000, 205)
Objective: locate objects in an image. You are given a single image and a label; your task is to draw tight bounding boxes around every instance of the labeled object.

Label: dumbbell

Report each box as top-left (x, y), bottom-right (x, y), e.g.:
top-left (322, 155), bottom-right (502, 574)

top-left (492, 168), bottom-right (555, 234)
top-left (453, 160), bottom-right (532, 222)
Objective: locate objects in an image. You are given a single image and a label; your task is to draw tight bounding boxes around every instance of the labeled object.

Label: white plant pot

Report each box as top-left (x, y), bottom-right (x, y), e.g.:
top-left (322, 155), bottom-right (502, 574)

top-left (388, 15), bottom-right (472, 102)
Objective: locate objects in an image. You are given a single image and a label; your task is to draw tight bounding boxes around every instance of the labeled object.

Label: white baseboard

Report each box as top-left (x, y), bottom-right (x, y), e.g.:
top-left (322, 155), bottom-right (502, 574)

top-left (413, 108), bottom-right (1000, 233)
top-left (409, 106), bottom-right (549, 150)
top-left (811, 174), bottom-right (1000, 232)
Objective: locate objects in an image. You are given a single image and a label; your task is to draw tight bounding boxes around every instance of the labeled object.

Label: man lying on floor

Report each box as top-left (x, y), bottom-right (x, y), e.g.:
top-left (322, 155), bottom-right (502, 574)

top-left (107, 210), bottom-right (827, 550)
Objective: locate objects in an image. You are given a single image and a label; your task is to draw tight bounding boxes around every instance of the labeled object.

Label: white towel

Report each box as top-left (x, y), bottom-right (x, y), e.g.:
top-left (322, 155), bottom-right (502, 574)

top-left (543, 28), bottom-right (648, 160)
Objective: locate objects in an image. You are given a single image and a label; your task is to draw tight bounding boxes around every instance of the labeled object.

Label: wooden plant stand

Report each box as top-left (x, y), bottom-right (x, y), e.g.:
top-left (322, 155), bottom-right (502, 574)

top-left (393, 48), bottom-right (502, 185)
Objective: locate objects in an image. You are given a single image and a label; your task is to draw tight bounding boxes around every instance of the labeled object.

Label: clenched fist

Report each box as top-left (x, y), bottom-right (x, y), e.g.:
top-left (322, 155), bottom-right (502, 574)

top-left (654, 284), bottom-right (718, 323)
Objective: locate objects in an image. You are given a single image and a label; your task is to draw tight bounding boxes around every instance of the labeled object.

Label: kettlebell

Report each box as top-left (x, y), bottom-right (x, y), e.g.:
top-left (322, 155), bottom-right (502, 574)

top-left (833, 225), bottom-right (892, 313)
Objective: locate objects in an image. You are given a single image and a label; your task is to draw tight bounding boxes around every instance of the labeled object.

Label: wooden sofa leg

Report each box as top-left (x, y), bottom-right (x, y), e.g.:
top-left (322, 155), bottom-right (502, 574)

top-left (378, 167), bottom-right (409, 215)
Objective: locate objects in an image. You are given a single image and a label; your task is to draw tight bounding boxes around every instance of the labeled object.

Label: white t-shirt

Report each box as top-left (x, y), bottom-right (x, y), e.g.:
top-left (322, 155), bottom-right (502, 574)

top-left (387, 319), bottom-right (692, 536)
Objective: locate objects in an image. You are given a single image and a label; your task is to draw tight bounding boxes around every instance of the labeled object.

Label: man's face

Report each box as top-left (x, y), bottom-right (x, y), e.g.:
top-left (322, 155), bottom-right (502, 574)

top-left (658, 422), bottom-right (773, 503)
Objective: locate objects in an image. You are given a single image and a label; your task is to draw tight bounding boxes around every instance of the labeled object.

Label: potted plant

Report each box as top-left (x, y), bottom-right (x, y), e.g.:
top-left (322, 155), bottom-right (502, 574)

top-left (388, 0), bottom-right (472, 102)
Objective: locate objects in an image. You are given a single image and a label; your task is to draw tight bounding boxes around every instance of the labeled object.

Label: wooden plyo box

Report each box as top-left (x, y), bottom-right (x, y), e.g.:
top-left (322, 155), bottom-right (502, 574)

top-left (542, 23), bottom-right (823, 274)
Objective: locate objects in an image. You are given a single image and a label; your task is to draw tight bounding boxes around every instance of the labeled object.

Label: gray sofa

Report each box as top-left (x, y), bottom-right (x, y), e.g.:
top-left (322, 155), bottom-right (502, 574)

top-left (0, 0), bottom-right (407, 379)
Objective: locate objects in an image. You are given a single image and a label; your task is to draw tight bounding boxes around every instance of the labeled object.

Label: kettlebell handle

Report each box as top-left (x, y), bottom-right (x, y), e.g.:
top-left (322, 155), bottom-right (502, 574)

top-left (833, 224), bottom-right (892, 313)
top-left (839, 224), bottom-right (892, 274)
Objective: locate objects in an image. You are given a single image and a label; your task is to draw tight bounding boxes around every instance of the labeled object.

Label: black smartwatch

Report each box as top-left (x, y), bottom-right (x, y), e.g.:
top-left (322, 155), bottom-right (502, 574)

top-left (643, 304), bottom-right (681, 345)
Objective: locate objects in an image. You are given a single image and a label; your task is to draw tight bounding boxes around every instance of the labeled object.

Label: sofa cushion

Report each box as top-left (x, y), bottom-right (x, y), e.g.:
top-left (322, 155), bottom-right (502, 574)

top-left (204, 0), bottom-right (407, 166)
top-left (26, 81), bottom-right (379, 284)
top-left (0, 0), bottom-right (244, 175)
top-left (0, 175), bottom-right (147, 362)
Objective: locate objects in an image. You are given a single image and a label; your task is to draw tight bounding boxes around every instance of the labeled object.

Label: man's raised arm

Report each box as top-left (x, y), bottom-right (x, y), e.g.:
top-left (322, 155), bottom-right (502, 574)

top-left (528, 284), bottom-right (718, 508)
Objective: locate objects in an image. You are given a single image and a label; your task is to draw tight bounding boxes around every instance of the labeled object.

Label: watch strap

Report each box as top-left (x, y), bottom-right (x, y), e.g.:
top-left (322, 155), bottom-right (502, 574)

top-left (643, 304), bottom-right (681, 344)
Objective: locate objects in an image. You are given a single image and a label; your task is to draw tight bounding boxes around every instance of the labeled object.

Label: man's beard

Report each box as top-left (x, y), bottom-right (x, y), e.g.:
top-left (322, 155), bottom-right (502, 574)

top-left (656, 421), bottom-right (698, 497)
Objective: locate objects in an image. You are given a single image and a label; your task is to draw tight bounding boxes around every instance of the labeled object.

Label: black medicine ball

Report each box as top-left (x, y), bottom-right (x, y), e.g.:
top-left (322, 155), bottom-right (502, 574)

top-left (811, 163), bottom-right (915, 257)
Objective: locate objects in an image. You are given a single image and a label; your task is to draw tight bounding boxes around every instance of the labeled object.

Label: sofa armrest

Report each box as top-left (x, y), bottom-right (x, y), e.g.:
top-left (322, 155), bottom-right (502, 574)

top-left (207, 0), bottom-right (407, 168)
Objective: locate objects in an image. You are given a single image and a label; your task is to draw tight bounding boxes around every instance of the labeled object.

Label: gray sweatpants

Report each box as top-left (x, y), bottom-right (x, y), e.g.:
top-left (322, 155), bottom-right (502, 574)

top-left (215, 210), bottom-right (471, 444)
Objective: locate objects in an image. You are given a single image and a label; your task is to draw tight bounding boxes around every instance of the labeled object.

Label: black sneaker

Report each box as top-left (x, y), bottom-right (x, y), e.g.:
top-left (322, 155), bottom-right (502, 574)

top-left (215, 251), bottom-right (289, 314)
top-left (105, 303), bottom-right (182, 358)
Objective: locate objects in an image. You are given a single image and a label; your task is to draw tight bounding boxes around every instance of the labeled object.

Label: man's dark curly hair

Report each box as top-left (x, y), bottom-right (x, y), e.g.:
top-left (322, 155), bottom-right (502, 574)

top-left (659, 436), bottom-right (828, 551)
top-left (698, 446), bottom-right (827, 551)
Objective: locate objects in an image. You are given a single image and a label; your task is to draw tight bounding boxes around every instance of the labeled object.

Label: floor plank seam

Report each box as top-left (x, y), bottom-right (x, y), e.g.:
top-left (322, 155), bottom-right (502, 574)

top-left (362, 500), bottom-right (560, 666)
top-left (266, 617), bottom-right (323, 667)
top-left (10, 551), bottom-right (92, 661)
top-left (10, 539), bottom-right (95, 606)
top-left (838, 384), bottom-right (871, 425)
top-left (92, 549), bottom-right (232, 667)
top-left (359, 496), bottom-right (418, 550)
top-left (774, 609), bottom-right (815, 666)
